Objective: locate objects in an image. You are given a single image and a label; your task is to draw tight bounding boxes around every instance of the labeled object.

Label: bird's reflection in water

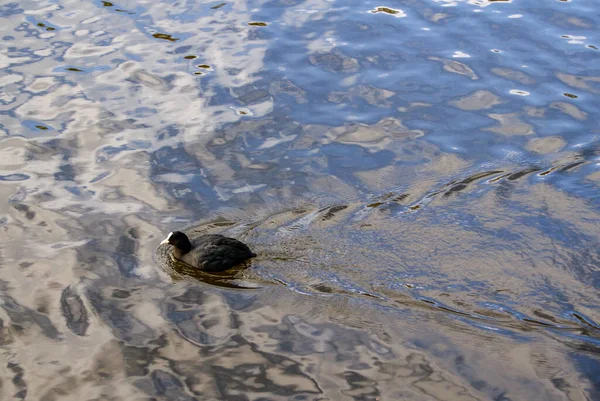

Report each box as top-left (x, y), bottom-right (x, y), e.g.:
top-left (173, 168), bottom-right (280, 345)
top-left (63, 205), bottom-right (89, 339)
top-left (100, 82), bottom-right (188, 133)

top-left (164, 256), bottom-right (257, 289)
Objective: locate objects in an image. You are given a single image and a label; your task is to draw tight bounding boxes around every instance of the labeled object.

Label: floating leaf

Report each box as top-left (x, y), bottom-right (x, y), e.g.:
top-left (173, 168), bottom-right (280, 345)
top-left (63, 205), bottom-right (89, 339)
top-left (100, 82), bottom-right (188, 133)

top-left (152, 33), bottom-right (179, 42)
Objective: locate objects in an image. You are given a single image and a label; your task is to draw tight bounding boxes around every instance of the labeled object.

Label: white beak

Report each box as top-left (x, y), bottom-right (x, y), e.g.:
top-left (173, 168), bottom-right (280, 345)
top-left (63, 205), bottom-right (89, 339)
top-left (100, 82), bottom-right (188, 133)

top-left (160, 232), bottom-right (173, 245)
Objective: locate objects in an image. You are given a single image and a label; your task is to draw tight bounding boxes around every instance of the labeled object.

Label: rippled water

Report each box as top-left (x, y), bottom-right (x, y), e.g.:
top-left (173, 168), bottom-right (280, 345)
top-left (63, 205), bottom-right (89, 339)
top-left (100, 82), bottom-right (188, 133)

top-left (1, 0), bottom-right (599, 399)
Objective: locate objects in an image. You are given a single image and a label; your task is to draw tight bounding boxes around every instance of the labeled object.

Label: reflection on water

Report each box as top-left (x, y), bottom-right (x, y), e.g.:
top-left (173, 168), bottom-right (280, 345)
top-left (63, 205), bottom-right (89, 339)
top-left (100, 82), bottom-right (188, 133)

top-left (1, 0), bottom-right (599, 399)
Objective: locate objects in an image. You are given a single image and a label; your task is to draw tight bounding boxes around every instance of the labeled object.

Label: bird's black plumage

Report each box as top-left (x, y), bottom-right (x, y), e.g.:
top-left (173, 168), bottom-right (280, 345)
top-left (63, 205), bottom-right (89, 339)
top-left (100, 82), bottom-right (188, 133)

top-left (161, 231), bottom-right (256, 272)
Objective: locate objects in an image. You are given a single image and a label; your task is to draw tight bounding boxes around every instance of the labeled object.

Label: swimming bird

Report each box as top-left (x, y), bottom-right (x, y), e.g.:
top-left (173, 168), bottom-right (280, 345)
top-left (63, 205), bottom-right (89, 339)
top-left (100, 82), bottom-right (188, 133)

top-left (160, 231), bottom-right (256, 272)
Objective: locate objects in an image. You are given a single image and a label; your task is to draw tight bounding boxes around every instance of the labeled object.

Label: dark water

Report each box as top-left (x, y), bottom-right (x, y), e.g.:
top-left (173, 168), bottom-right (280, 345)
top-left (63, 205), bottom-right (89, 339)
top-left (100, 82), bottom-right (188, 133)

top-left (1, 0), bottom-right (599, 399)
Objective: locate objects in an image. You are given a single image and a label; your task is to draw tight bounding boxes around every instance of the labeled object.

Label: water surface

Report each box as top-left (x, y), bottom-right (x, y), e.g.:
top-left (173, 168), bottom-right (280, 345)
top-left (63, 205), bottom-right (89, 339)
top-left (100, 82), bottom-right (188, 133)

top-left (1, 0), bottom-right (599, 400)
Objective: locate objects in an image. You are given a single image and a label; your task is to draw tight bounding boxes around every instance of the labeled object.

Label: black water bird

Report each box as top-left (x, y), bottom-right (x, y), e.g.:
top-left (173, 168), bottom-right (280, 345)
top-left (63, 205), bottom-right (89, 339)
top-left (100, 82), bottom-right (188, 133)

top-left (160, 231), bottom-right (256, 272)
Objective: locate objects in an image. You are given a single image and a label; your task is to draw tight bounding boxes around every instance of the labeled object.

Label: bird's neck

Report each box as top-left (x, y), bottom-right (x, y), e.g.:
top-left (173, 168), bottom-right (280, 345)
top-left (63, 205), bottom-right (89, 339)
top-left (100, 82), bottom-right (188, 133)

top-left (173, 247), bottom-right (187, 259)
top-left (176, 239), bottom-right (192, 255)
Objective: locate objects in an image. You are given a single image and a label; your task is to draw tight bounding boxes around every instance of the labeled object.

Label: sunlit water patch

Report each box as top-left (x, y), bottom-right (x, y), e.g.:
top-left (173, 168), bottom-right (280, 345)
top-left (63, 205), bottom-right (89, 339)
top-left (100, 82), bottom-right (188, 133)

top-left (0, 0), bottom-right (599, 399)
